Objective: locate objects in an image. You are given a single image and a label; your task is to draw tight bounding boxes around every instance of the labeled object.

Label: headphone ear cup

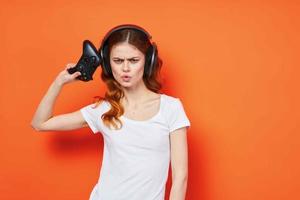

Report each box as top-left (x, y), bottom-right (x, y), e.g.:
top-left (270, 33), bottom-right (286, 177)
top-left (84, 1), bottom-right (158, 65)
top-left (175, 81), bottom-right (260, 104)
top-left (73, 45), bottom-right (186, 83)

top-left (102, 45), bottom-right (112, 76)
top-left (152, 43), bottom-right (158, 72)
top-left (144, 44), bottom-right (157, 78)
top-left (144, 46), bottom-right (152, 78)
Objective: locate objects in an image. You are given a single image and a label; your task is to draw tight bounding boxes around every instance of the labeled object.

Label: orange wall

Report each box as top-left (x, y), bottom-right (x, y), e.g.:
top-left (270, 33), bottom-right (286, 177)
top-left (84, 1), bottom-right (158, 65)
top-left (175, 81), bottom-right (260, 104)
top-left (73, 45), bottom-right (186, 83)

top-left (1, 0), bottom-right (299, 199)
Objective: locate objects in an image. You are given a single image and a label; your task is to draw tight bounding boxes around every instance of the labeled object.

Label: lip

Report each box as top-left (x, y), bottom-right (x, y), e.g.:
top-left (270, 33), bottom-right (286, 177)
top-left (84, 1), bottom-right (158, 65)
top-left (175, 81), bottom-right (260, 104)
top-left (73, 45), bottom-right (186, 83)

top-left (121, 75), bottom-right (131, 78)
top-left (121, 75), bottom-right (131, 82)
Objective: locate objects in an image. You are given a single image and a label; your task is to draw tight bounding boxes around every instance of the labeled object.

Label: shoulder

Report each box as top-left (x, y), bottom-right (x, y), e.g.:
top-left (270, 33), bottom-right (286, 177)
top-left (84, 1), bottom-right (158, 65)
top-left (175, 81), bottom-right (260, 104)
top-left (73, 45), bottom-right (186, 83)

top-left (162, 94), bottom-right (182, 107)
top-left (161, 94), bottom-right (191, 132)
top-left (161, 94), bottom-right (186, 116)
top-left (81, 99), bottom-right (109, 113)
top-left (162, 93), bottom-right (179, 102)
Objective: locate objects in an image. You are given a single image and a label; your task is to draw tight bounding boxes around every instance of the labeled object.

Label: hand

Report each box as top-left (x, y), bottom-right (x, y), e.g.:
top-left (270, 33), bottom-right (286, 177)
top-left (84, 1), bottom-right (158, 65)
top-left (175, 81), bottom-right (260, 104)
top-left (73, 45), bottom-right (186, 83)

top-left (55, 63), bottom-right (81, 86)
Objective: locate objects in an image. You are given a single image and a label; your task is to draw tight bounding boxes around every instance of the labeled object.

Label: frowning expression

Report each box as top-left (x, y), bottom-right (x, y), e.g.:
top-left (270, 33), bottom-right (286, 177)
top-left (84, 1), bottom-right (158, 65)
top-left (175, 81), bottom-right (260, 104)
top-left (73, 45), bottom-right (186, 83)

top-left (109, 42), bottom-right (146, 88)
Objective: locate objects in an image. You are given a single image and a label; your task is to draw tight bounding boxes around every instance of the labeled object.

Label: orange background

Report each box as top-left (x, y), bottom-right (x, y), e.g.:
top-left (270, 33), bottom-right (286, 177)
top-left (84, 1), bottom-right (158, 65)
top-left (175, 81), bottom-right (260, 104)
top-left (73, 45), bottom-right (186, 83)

top-left (1, 0), bottom-right (299, 199)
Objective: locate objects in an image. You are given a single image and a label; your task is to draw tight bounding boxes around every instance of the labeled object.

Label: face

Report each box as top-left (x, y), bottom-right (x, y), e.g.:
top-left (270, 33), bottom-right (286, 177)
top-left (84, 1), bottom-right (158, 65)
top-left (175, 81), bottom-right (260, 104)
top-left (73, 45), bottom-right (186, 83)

top-left (109, 42), bottom-right (146, 88)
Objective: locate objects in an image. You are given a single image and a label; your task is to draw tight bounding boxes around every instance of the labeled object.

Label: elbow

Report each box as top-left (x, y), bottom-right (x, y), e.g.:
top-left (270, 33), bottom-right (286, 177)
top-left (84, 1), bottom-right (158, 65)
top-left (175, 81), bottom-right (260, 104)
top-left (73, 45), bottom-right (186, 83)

top-left (30, 122), bottom-right (43, 132)
top-left (172, 171), bottom-right (188, 183)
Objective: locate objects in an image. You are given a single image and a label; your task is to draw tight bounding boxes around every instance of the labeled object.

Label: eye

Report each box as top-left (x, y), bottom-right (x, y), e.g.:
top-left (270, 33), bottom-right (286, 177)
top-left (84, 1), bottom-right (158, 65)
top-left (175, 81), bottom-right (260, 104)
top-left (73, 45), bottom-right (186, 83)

top-left (130, 59), bottom-right (139, 63)
top-left (113, 59), bottom-right (122, 64)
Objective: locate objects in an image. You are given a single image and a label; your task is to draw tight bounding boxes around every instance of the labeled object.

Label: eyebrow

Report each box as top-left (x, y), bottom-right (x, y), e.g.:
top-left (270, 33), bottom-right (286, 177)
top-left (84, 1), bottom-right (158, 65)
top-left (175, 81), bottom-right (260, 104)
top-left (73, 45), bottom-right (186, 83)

top-left (112, 57), bottom-right (140, 59)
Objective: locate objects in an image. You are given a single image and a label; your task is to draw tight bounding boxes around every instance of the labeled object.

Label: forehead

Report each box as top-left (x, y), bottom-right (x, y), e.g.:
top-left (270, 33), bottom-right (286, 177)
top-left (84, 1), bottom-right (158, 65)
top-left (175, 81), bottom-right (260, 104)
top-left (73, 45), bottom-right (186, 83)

top-left (110, 42), bottom-right (144, 57)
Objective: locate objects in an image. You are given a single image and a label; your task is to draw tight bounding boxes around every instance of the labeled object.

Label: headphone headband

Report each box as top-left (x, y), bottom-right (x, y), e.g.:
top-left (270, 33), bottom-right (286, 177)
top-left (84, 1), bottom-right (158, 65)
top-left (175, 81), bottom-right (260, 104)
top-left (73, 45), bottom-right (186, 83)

top-left (101, 24), bottom-right (152, 45)
top-left (99, 24), bottom-right (158, 78)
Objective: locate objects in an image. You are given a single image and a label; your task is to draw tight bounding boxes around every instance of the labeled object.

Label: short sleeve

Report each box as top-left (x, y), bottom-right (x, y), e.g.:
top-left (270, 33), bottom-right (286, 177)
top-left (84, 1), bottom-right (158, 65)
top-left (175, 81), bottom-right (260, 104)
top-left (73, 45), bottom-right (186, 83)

top-left (80, 103), bottom-right (101, 134)
top-left (169, 98), bottom-right (191, 133)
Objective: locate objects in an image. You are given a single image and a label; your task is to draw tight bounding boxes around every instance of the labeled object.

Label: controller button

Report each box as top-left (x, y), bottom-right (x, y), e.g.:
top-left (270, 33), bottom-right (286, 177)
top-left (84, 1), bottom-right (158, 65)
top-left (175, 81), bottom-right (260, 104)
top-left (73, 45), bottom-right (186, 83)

top-left (84, 57), bottom-right (89, 63)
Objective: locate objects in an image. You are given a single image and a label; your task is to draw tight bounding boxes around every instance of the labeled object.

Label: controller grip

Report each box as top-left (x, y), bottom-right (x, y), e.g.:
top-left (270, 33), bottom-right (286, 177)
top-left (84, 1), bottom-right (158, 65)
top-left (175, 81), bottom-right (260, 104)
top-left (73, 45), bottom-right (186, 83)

top-left (67, 66), bottom-right (78, 74)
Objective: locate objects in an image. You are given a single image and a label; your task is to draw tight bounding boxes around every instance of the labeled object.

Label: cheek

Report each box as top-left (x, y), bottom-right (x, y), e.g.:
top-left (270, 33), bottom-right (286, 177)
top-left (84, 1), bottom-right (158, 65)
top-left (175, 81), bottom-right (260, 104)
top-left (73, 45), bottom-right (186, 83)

top-left (110, 63), bottom-right (120, 74)
top-left (110, 61), bottom-right (116, 69)
top-left (135, 60), bottom-right (146, 71)
top-left (133, 63), bottom-right (145, 76)
top-left (110, 64), bottom-right (120, 79)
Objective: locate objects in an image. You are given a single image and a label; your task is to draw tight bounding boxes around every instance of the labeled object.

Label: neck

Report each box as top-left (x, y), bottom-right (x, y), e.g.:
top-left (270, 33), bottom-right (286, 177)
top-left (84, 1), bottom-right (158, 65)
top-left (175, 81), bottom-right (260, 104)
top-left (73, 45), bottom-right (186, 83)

top-left (121, 80), bottom-right (153, 106)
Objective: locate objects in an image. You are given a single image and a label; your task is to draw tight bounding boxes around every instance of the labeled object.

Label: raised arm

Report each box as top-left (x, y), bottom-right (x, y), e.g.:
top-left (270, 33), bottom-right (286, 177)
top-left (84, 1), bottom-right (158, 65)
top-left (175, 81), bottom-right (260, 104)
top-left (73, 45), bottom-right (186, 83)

top-left (30, 63), bottom-right (87, 132)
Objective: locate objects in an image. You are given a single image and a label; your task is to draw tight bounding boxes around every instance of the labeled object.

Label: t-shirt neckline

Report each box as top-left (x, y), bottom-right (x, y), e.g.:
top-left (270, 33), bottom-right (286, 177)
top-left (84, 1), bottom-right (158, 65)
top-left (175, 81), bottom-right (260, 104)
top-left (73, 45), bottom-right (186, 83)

top-left (120, 94), bottom-right (164, 123)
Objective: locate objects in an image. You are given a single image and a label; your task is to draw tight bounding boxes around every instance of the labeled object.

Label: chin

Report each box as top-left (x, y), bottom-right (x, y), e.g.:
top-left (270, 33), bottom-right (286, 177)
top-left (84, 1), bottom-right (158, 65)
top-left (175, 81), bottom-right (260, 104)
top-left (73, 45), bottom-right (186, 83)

top-left (121, 83), bottom-right (133, 88)
top-left (117, 80), bottom-right (131, 86)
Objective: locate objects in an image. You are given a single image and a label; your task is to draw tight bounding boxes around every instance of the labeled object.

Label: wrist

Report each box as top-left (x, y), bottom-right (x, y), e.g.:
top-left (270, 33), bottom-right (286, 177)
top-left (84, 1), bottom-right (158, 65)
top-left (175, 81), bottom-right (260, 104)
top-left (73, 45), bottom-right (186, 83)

top-left (53, 78), bottom-right (64, 88)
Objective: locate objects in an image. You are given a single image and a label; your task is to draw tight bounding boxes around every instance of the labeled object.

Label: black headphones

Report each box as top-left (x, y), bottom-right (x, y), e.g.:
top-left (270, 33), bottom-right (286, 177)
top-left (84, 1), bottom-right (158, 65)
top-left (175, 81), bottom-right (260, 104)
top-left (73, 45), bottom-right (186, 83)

top-left (98, 24), bottom-right (158, 79)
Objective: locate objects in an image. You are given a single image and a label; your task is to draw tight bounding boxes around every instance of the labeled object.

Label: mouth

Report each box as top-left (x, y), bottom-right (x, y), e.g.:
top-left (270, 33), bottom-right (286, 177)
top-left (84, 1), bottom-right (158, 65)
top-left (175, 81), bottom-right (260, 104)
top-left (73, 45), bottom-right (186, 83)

top-left (121, 75), bottom-right (131, 81)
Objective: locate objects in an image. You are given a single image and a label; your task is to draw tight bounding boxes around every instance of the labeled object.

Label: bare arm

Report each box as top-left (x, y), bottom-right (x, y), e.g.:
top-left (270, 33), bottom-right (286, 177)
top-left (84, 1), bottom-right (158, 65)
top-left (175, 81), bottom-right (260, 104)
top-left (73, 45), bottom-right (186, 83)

top-left (30, 63), bottom-right (86, 132)
top-left (169, 127), bottom-right (188, 200)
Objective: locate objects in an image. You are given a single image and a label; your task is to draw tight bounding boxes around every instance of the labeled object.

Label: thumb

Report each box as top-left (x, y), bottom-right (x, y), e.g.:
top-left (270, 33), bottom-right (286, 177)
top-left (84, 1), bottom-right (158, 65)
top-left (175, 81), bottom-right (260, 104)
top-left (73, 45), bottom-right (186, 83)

top-left (72, 71), bottom-right (81, 78)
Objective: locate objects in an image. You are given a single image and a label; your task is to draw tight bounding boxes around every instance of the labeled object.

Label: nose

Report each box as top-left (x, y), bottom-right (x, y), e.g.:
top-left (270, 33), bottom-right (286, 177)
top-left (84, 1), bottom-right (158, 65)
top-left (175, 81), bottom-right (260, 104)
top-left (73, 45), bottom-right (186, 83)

top-left (122, 60), bottom-right (130, 72)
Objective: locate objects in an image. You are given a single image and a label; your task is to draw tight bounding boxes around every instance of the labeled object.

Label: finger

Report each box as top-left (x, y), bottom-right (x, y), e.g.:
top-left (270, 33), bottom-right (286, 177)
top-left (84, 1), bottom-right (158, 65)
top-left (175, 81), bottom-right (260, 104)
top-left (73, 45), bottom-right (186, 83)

top-left (65, 65), bottom-right (71, 70)
top-left (65, 63), bottom-right (76, 69)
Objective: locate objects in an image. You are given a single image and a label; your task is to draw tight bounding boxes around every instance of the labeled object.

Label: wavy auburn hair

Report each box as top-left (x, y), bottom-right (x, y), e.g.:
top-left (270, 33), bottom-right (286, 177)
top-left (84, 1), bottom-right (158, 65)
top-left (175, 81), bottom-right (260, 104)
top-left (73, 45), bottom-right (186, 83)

top-left (92, 28), bottom-right (163, 130)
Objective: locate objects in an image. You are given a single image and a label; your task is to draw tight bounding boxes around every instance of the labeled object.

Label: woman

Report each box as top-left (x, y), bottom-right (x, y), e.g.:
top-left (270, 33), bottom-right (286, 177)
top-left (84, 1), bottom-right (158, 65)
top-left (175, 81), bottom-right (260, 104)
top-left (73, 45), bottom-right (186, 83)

top-left (31, 24), bottom-right (191, 200)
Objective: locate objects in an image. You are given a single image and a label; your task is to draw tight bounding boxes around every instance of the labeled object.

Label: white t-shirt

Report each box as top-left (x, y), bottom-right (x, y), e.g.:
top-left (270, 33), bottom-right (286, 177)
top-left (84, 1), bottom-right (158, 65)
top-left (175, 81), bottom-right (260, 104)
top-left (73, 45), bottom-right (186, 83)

top-left (80, 93), bottom-right (191, 200)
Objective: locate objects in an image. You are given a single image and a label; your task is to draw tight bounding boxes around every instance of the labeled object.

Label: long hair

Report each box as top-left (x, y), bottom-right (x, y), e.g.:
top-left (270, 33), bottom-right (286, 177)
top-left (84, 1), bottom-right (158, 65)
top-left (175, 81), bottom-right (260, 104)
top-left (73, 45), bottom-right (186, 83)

top-left (92, 28), bottom-right (163, 130)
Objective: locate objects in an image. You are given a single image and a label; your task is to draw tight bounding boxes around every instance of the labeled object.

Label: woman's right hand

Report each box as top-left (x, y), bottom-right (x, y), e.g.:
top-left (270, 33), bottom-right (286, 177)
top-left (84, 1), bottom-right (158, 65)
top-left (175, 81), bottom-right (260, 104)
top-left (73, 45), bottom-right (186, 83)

top-left (55, 63), bottom-right (81, 86)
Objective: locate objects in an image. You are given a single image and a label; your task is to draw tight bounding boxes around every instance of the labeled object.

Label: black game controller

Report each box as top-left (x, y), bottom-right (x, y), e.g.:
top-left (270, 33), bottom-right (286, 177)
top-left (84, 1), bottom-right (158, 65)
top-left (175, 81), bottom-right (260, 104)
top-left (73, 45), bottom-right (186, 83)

top-left (67, 40), bottom-right (102, 81)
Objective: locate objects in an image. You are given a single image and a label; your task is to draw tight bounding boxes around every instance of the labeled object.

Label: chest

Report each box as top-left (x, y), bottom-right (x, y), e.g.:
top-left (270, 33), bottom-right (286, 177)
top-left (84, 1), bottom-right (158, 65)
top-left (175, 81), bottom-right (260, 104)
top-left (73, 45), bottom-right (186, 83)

top-left (122, 98), bottom-right (161, 121)
top-left (104, 121), bottom-right (170, 153)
